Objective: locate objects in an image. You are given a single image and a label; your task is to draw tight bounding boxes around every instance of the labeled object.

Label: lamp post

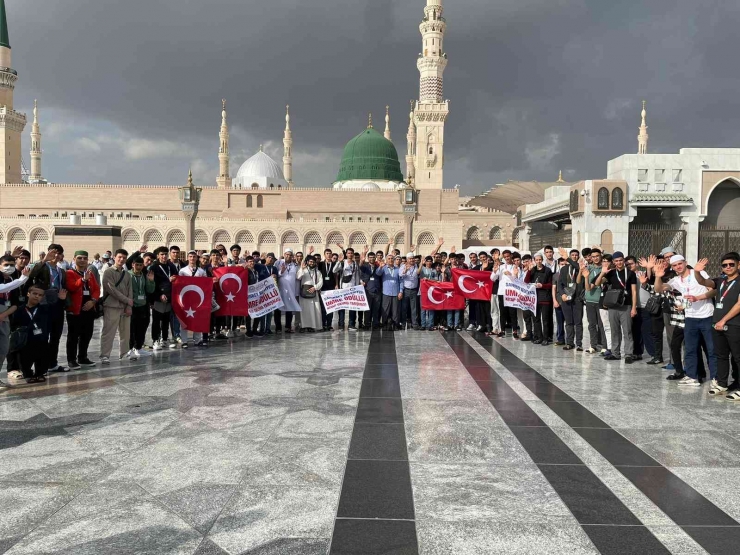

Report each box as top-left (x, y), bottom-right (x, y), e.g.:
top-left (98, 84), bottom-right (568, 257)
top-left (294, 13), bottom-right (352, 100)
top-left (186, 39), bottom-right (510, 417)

top-left (398, 182), bottom-right (418, 250)
top-left (179, 169), bottom-right (202, 251)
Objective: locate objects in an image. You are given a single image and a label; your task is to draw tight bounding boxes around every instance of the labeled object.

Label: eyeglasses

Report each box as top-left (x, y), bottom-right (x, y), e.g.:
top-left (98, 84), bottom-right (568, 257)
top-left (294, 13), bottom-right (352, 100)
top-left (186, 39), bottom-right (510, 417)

top-left (722, 263), bottom-right (737, 268)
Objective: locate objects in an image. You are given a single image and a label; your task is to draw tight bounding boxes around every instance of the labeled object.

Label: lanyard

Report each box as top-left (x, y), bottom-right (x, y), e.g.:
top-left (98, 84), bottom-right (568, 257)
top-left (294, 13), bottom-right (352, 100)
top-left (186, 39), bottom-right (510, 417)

top-left (133, 273), bottom-right (144, 291)
top-left (720, 279), bottom-right (737, 300)
top-left (616, 269), bottom-right (627, 288)
top-left (679, 273), bottom-right (692, 295)
top-left (160, 265), bottom-right (171, 279)
top-left (26, 306), bottom-right (38, 324)
top-left (249, 269), bottom-right (257, 283)
top-left (189, 267), bottom-right (198, 277)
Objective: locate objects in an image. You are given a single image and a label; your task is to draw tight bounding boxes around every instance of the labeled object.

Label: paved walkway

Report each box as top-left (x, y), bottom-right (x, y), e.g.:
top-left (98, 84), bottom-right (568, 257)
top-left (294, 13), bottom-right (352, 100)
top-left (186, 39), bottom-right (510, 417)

top-left (1, 327), bottom-right (739, 554)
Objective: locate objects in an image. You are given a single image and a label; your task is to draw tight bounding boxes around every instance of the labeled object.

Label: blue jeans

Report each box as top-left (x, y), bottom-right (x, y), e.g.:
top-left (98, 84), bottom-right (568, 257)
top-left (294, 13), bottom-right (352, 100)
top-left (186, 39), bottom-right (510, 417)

top-left (684, 317), bottom-right (717, 380)
top-left (265, 311), bottom-right (273, 332)
top-left (555, 306), bottom-right (565, 342)
top-left (170, 310), bottom-right (181, 339)
top-left (338, 310), bottom-right (357, 328)
top-left (447, 310), bottom-right (460, 328)
top-left (421, 309), bottom-right (434, 329)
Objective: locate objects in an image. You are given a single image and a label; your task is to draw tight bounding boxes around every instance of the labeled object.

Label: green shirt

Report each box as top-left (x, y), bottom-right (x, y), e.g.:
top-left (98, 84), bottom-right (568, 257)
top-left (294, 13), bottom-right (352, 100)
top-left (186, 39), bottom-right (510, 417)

top-left (129, 270), bottom-right (155, 307)
top-left (584, 265), bottom-right (602, 304)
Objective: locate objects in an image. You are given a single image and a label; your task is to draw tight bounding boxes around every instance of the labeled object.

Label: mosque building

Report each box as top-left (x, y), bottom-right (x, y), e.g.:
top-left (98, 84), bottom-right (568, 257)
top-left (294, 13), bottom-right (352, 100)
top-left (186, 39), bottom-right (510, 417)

top-left (0, 0), bottom-right (516, 257)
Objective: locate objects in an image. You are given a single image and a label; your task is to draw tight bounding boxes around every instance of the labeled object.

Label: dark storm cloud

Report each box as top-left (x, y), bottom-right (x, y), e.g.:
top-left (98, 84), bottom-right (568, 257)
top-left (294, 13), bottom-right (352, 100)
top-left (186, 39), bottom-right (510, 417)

top-left (9, 0), bottom-right (740, 192)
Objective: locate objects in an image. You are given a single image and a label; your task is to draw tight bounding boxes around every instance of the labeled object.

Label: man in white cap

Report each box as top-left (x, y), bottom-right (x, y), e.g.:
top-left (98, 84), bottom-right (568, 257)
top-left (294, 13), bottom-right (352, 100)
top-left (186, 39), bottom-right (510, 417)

top-left (654, 255), bottom-right (717, 387)
top-left (276, 248), bottom-right (301, 333)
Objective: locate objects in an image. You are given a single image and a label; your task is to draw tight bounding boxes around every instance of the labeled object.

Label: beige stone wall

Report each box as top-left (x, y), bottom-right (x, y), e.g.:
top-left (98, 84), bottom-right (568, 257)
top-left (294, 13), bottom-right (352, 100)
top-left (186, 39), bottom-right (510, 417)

top-left (701, 171), bottom-right (740, 214)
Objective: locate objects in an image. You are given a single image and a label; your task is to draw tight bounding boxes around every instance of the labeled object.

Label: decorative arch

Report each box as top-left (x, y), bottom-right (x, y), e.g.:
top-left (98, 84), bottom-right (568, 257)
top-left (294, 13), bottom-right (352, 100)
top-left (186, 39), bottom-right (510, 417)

top-left (304, 231), bottom-right (322, 244)
top-left (611, 187), bottom-right (624, 210)
top-left (601, 230), bottom-right (613, 252)
top-left (704, 179), bottom-right (740, 227)
top-left (258, 230), bottom-right (277, 244)
top-left (394, 232), bottom-right (405, 246)
top-left (704, 176), bottom-right (740, 215)
top-left (282, 230), bottom-right (300, 244)
top-left (194, 229), bottom-right (209, 243)
top-left (122, 229), bottom-right (140, 243)
top-left (30, 228), bottom-right (49, 242)
top-left (466, 226), bottom-right (481, 240)
top-left (416, 232), bottom-right (435, 246)
top-left (235, 230), bottom-right (255, 244)
top-left (247, 195), bottom-right (253, 208)
top-left (348, 232), bottom-right (368, 246)
top-left (166, 229), bottom-right (185, 246)
top-left (257, 195), bottom-right (264, 208)
top-left (326, 231), bottom-right (344, 245)
top-left (8, 228), bottom-right (26, 243)
top-left (511, 228), bottom-right (521, 248)
top-left (213, 230), bottom-right (231, 244)
top-left (144, 229), bottom-right (163, 244)
top-left (597, 187), bottom-right (610, 210)
top-left (489, 226), bottom-right (502, 240)
top-left (372, 232), bottom-right (390, 246)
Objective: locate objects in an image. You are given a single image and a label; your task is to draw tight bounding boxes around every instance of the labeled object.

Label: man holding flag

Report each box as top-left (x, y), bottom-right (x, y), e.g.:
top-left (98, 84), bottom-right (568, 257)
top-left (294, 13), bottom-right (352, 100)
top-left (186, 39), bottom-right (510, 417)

top-left (172, 262), bottom-right (214, 346)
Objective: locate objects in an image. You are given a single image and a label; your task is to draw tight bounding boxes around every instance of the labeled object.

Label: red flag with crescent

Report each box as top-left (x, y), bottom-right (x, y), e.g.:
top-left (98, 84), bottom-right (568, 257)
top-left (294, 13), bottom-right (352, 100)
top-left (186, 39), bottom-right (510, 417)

top-left (450, 268), bottom-right (493, 301)
top-left (172, 276), bottom-right (214, 333)
top-left (421, 280), bottom-right (465, 311)
top-left (212, 266), bottom-right (249, 316)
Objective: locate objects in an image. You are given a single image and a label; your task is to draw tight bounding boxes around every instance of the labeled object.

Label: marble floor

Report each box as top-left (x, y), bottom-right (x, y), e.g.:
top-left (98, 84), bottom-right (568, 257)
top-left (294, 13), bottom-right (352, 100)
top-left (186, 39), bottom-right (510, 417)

top-left (1, 324), bottom-right (740, 554)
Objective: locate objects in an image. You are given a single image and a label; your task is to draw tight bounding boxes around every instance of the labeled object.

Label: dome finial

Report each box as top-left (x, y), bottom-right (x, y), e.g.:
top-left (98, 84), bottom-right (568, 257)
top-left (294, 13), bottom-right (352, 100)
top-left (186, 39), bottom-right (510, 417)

top-left (368, 113), bottom-right (373, 129)
top-left (222, 98), bottom-right (226, 110)
top-left (557, 170), bottom-right (564, 183)
top-left (259, 143), bottom-right (263, 152)
top-left (188, 168), bottom-right (193, 185)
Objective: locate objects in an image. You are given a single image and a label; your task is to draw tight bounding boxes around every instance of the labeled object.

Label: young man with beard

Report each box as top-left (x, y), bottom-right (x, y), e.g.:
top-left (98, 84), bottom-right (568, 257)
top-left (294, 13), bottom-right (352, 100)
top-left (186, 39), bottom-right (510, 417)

top-left (318, 249), bottom-right (338, 331)
top-left (151, 247), bottom-right (179, 350)
top-left (493, 250), bottom-right (517, 337)
top-left (557, 248), bottom-right (585, 351)
top-left (334, 247), bottom-right (362, 332)
top-left (178, 250), bottom-right (208, 348)
top-left (525, 253), bottom-right (553, 344)
top-left (65, 251), bottom-right (101, 370)
top-left (100, 250), bottom-right (134, 364)
top-left (126, 256), bottom-right (156, 357)
top-left (167, 246), bottom-right (183, 345)
top-left (360, 252), bottom-right (381, 330)
top-left (596, 251), bottom-right (638, 363)
top-left (262, 253), bottom-right (279, 334)
top-left (583, 248), bottom-right (609, 354)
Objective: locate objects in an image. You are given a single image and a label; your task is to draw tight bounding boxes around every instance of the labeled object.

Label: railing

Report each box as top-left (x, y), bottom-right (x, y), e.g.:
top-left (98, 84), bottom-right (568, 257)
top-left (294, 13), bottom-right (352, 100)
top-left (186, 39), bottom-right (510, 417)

top-left (699, 226), bottom-right (740, 276)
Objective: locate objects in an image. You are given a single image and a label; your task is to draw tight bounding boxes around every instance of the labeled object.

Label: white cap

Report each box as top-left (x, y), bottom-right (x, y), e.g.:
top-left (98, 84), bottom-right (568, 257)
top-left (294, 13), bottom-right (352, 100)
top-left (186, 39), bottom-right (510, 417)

top-left (669, 254), bottom-right (685, 264)
top-left (406, 252), bottom-right (414, 258)
top-left (284, 248), bottom-right (293, 254)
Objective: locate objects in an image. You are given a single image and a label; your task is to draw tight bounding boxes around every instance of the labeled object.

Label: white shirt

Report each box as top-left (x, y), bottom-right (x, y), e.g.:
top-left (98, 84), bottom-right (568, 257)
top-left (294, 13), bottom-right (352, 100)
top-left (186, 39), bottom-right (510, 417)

top-left (668, 271), bottom-right (713, 319)
top-left (179, 266), bottom-right (207, 278)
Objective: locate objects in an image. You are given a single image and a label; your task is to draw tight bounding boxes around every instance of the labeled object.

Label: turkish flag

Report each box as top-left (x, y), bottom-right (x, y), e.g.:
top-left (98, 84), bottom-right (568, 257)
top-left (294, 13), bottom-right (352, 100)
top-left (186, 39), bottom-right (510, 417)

top-left (212, 266), bottom-right (249, 316)
top-left (451, 268), bottom-right (493, 301)
top-left (421, 280), bottom-right (465, 311)
top-left (172, 276), bottom-right (214, 333)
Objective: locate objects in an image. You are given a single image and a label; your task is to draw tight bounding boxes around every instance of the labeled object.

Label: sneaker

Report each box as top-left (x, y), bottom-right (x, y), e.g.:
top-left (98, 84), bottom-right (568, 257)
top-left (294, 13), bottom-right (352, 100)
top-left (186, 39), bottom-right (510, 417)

top-left (625, 356), bottom-right (634, 364)
top-left (632, 355), bottom-right (643, 361)
top-left (726, 391), bottom-right (740, 401)
top-left (348, 327), bottom-right (358, 332)
top-left (169, 340), bottom-right (177, 349)
top-left (604, 354), bottom-right (619, 361)
top-left (709, 379), bottom-right (728, 396)
top-left (195, 339), bottom-right (208, 347)
top-left (123, 349), bottom-right (133, 359)
top-left (182, 342), bottom-right (189, 349)
top-left (129, 349), bottom-right (140, 361)
top-left (513, 332), bottom-right (519, 340)
top-left (7, 370), bottom-right (23, 379)
top-left (521, 336), bottom-right (532, 342)
top-left (603, 350), bottom-right (612, 357)
top-left (466, 324), bottom-right (475, 331)
top-left (585, 348), bottom-right (597, 354)
top-left (176, 336), bottom-right (183, 345)
top-left (101, 357), bottom-right (110, 365)
top-left (646, 358), bottom-right (664, 365)
top-left (49, 365), bottom-right (69, 373)
top-left (79, 359), bottom-right (96, 367)
top-left (153, 341), bottom-right (162, 352)
top-left (563, 345), bottom-right (575, 351)
top-left (68, 361), bottom-right (82, 371)
top-left (553, 341), bottom-right (564, 346)
top-left (666, 372), bottom-right (686, 381)
top-left (455, 326), bottom-right (463, 331)
top-left (677, 376), bottom-right (701, 387)
top-left (476, 325), bottom-right (483, 332)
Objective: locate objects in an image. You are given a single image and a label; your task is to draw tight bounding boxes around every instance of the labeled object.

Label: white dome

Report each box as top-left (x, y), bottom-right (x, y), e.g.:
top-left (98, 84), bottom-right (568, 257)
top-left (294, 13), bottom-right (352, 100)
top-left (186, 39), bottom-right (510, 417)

top-left (362, 182), bottom-right (380, 191)
top-left (236, 150), bottom-right (285, 181)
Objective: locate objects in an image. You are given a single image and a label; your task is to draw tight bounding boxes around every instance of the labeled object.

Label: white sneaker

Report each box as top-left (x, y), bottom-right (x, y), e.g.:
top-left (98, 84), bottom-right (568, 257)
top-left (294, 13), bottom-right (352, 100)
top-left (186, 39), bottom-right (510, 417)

top-left (101, 357), bottom-right (110, 365)
top-left (677, 376), bottom-right (701, 387)
top-left (123, 349), bottom-right (133, 359)
top-left (709, 379), bottom-right (728, 396)
top-left (585, 348), bottom-right (597, 354)
top-left (466, 324), bottom-right (475, 331)
top-left (129, 349), bottom-right (140, 361)
top-left (226, 330), bottom-right (234, 338)
top-left (168, 340), bottom-right (177, 349)
top-left (476, 325), bottom-right (484, 332)
top-left (176, 336), bottom-right (183, 344)
top-left (7, 370), bottom-right (23, 380)
top-left (153, 341), bottom-right (162, 352)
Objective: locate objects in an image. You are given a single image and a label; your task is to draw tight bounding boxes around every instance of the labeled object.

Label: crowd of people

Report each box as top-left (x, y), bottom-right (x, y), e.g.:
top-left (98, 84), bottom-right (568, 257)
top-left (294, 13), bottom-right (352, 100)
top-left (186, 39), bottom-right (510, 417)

top-left (0, 239), bottom-right (738, 400)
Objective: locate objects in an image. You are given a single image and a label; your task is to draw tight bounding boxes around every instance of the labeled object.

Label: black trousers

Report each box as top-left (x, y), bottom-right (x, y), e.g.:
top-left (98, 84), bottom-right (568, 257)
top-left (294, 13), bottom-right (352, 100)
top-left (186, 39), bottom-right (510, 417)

top-left (713, 326), bottom-right (740, 387)
top-left (46, 304), bottom-right (65, 368)
top-left (671, 326), bottom-right (708, 378)
top-left (498, 296), bottom-right (510, 330)
top-left (468, 300), bottom-right (478, 326)
top-left (66, 310), bottom-right (96, 364)
top-left (651, 312), bottom-right (665, 361)
top-left (534, 304), bottom-right (553, 342)
top-left (129, 305), bottom-right (150, 350)
top-left (522, 310), bottom-right (534, 337)
top-left (561, 301), bottom-right (584, 347)
top-left (152, 310), bottom-right (170, 342)
top-left (20, 340), bottom-right (48, 379)
top-left (476, 301), bottom-right (492, 332)
top-left (366, 291), bottom-right (382, 328)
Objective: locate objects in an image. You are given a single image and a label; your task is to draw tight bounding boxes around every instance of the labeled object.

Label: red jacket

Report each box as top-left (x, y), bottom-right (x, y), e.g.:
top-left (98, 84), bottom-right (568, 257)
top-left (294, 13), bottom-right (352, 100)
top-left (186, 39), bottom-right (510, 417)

top-left (66, 269), bottom-right (101, 315)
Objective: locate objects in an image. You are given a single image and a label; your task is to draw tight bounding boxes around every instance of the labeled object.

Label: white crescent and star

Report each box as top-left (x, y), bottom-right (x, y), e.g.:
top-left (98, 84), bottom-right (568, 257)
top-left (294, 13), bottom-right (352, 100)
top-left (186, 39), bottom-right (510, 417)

top-left (179, 284), bottom-right (205, 317)
top-left (457, 275), bottom-right (478, 294)
top-left (219, 273), bottom-right (243, 302)
top-left (427, 285), bottom-right (445, 305)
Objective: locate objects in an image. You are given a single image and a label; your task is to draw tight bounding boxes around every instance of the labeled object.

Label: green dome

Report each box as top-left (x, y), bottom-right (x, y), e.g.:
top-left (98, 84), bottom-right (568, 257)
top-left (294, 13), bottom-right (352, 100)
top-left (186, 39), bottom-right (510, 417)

top-left (336, 127), bottom-right (404, 183)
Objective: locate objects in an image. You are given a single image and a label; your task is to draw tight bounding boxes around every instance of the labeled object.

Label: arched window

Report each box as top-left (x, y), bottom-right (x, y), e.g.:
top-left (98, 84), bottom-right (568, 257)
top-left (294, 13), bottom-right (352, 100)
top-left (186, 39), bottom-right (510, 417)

top-left (282, 231), bottom-right (299, 244)
top-left (372, 232), bottom-right (389, 246)
top-left (257, 195), bottom-right (263, 208)
top-left (213, 230), bottom-right (231, 244)
top-left (489, 227), bottom-right (502, 240)
top-left (258, 231), bottom-right (277, 244)
top-left (597, 188), bottom-right (609, 210)
top-left (326, 231), bottom-right (344, 245)
top-left (466, 226), bottom-right (481, 240)
top-left (417, 232), bottom-right (435, 246)
top-left (144, 229), bottom-right (163, 244)
top-left (270, 184), bottom-right (274, 189)
top-left (512, 228), bottom-right (521, 248)
top-left (349, 232), bottom-right (368, 246)
top-left (251, 183), bottom-right (259, 190)
top-left (235, 231), bottom-right (254, 245)
top-left (123, 229), bottom-right (140, 243)
top-left (247, 195), bottom-right (253, 208)
top-left (611, 187), bottom-right (624, 210)
top-left (167, 230), bottom-right (185, 246)
top-left (395, 232), bottom-right (405, 246)
top-left (30, 229), bottom-right (49, 242)
top-left (601, 230), bottom-right (613, 252)
top-left (304, 231), bottom-right (322, 244)
top-left (570, 191), bottom-right (579, 213)
top-left (194, 230), bottom-right (208, 243)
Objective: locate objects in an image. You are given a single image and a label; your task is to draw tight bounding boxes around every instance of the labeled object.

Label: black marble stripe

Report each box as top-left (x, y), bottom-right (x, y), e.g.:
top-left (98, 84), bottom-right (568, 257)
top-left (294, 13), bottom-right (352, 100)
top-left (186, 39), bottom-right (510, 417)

top-left (329, 331), bottom-right (419, 554)
top-left (468, 333), bottom-right (740, 553)
top-left (443, 332), bottom-right (670, 554)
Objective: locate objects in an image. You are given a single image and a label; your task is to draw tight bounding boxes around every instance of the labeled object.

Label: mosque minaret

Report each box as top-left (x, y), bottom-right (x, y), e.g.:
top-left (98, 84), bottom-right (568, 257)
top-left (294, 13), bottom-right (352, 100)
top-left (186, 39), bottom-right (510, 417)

top-left (216, 99), bottom-right (232, 189)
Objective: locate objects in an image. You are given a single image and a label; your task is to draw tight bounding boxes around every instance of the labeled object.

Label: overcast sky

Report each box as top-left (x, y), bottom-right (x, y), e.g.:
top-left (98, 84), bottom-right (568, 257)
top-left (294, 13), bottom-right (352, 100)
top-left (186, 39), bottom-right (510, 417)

top-left (9, 0), bottom-right (740, 195)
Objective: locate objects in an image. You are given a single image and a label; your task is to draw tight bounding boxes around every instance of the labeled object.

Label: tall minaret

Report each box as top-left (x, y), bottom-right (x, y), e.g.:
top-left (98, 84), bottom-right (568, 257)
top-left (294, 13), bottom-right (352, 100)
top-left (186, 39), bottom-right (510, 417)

top-left (406, 101), bottom-right (416, 185)
top-left (414, 0), bottom-right (449, 189)
top-left (29, 100), bottom-right (45, 183)
top-left (216, 99), bottom-right (231, 189)
top-left (0, 0), bottom-right (27, 184)
top-left (384, 106), bottom-right (391, 141)
top-left (638, 100), bottom-right (648, 155)
top-left (283, 105), bottom-right (293, 186)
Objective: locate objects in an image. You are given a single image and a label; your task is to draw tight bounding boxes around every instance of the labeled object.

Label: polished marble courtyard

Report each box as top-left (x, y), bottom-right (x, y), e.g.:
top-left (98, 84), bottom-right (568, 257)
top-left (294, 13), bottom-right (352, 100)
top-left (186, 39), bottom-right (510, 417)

top-left (2, 327), bottom-right (740, 554)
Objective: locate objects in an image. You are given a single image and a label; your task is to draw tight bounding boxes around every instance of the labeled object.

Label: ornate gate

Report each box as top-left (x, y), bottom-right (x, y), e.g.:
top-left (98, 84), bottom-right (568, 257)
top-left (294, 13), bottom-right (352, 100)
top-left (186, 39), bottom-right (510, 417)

top-left (699, 227), bottom-right (740, 276)
top-left (628, 224), bottom-right (686, 262)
